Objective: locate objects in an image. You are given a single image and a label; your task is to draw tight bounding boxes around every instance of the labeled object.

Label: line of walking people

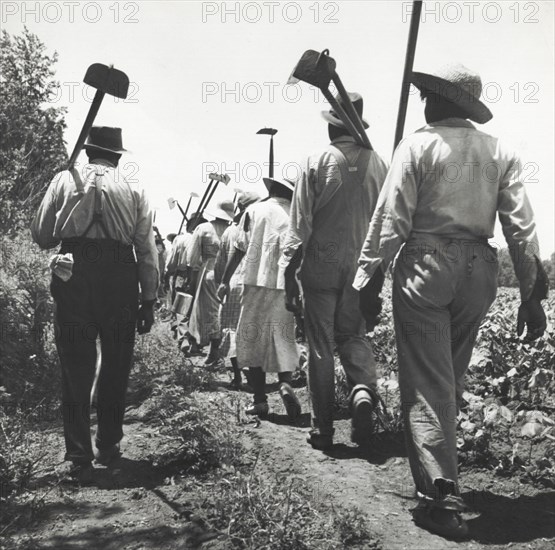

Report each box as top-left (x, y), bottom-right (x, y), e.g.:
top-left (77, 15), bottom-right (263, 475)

top-left (33, 63), bottom-right (548, 539)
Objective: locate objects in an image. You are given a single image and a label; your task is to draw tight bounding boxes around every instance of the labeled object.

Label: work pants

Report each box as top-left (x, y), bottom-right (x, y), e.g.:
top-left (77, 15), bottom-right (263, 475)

top-left (52, 239), bottom-right (138, 463)
top-left (303, 283), bottom-right (377, 437)
top-left (393, 235), bottom-right (498, 508)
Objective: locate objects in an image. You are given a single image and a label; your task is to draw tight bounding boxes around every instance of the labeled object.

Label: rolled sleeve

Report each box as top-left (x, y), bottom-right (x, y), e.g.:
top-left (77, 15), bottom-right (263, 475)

top-left (133, 189), bottom-right (159, 301)
top-left (498, 158), bottom-right (540, 300)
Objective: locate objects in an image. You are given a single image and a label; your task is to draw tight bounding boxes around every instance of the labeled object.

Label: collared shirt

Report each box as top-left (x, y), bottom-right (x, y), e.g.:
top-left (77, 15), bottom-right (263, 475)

top-left (31, 160), bottom-right (159, 300)
top-left (354, 118), bottom-right (540, 300)
top-left (236, 197), bottom-right (291, 290)
top-left (280, 135), bottom-right (388, 286)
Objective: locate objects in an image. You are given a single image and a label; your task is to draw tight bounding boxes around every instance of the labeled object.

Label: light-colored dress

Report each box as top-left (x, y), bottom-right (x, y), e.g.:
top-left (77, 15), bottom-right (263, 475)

top-left (235, 197), bottom-right (299, 373)
top-left (187, 220), bottom-right (228, 346)
top-left (214, 223), bottom-right (244, 359)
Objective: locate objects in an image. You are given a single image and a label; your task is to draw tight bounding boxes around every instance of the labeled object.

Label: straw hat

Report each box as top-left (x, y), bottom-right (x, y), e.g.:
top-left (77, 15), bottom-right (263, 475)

top-left (236, 190), bottom-right (262, 210)
top-left (204, 199), bottom-right (235, 222)
top-left (321, 91), bottom-right (369, 129)
top-left (262, 177), bottom-right (295, 194)
top-left (411, 63), bottom-right (493, 124)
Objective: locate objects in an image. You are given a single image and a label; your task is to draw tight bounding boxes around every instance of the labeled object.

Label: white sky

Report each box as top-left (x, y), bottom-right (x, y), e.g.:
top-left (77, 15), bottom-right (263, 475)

top-left (3, 0), bottom-right (554, 254)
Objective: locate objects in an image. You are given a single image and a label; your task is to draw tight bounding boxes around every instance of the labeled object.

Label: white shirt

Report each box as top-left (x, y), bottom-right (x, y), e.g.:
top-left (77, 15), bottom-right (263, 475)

top-left (354, 119), bottom-right (540, 300)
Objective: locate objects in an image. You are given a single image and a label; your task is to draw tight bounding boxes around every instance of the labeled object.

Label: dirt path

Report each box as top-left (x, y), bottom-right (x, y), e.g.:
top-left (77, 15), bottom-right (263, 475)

top-left (256, 384), bottom-right (555, 549)
top-left (6, 367), bottom-right (554, 550)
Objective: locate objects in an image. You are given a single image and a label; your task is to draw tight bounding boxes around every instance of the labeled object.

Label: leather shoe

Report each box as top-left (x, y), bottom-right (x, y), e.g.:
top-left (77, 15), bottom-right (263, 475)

top-left (245, 402), bottom-right (269, 417)
top-left (95, 443), bottom-right (121, 465)
top-left (307, 430), bottom-right (333, 450)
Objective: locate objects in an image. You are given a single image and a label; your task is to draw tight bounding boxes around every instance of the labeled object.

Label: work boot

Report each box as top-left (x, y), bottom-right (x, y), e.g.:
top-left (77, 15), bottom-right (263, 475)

top-left (68, 461), bottom-right (94, 485)
top-left (307, 429), bottom-right (333, 451)
top-left (279, 382), bottom-right (301, 422)
top-left (245, 402), bottom-right (269, 417)
top-left (95, 443), bottom-right (121, 465)
top-left (349, 385), bottom-right (375, 446)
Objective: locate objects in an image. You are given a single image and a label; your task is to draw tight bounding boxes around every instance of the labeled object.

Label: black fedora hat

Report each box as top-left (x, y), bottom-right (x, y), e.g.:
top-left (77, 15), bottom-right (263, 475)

top-left (84, 126), bottom-right (128, 154)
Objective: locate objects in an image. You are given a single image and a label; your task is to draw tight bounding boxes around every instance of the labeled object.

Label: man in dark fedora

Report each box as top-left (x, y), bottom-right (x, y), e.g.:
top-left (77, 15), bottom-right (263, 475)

top-left (32, 126), bottom-right (159, 482)
top-left (281, 92), bottom-right (388, 450)
top-left (355, 63), bottom-right (548, 538)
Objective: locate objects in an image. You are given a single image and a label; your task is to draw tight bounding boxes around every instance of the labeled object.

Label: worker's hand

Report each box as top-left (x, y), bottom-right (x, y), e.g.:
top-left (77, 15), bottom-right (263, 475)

top-left (217, 283), bottom-right (229, 303)
top-left (284, 275), bottom-right (302, 315)
top-left (517, 299), bottom-right (546, 341)
top-left (137, 300), bottom-right (155, 334)
top-left (359, 268), bottom-right (385, 333)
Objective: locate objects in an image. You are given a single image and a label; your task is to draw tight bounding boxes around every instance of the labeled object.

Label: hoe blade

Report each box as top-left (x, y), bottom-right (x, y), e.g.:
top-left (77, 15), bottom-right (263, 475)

top-left (83, 63), bottom-right (129, 99)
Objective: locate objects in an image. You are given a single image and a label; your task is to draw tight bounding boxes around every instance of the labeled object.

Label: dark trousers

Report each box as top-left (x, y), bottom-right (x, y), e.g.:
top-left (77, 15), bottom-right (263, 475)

top-left (249, 368), bottom-right (292, 404)
top-left (52, 239), bottom-right (138, 463)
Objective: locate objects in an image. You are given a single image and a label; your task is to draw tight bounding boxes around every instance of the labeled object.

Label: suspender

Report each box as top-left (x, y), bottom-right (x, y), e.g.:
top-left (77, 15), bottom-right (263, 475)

top-left (313, 145), bottom-right (372, 214)
top-left (80, 171), bottom-right (111, 239)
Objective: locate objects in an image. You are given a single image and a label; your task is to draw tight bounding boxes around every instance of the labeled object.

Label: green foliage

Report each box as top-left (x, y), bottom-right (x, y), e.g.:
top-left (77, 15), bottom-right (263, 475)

top-left (146, 381), bottom-right (242, 475)
top-left (189, 472), bottom-right (381, 549)
top-left (496, 247), bottom-right (519, 288)
top-left (457, 289), bottom-right (555, 486)
top-left (0, 27), bottom-right (67, 233)
top-left (542, 252), bottom-right (555, 288)
top-left (0, 404), bottom-right (48, 532)
top-left (0, 232), bottom-right (59, 406)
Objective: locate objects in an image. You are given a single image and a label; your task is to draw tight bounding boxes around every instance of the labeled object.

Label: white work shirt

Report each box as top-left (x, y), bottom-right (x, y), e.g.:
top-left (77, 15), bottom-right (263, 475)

top-left (31, 160), bottom-right (159, 300)
top-left (354, 118), bottom-right (541, 300)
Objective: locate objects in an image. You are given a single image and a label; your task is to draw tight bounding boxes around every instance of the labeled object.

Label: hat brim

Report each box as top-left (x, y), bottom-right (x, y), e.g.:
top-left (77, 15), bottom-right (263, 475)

top-left (84, 143), bottom-right (129, 154)
top-left (411, 72), bottom-right (493, 124)
top-left (321, 110), bottom-right (369, 129)
top-left (204, 208), bottom-right (234, 222)
top-left (263, 177), bottom-right (295, 193)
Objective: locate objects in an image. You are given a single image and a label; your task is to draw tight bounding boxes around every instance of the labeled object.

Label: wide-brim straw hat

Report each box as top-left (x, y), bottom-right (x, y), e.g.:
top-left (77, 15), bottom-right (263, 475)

top-left (84, 126), bottom-right (129, 154)
top-left (236, 190), bottom-right (262, 210)
top-left (204, 199), bottom-right (235, 222)
top-left (411, 63), bottom-right (493, 124)
top-left (321, 91), bottom-right (369, 129)
top-left (263, 177), bottom-right (295, 194)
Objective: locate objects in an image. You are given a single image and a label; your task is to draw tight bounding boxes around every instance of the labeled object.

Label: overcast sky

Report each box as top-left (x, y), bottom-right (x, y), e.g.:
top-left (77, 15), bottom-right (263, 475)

top-left (3, 0), bottom-right (554, 254)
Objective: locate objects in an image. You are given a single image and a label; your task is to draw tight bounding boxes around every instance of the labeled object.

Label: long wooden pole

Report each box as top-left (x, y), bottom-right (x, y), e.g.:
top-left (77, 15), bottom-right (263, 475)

top-left (393, 0), bottom-right (423, 153)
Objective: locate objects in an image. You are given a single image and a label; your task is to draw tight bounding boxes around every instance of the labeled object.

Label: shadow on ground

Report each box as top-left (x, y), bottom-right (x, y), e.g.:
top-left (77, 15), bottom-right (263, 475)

top-left (464, 489), bottom-right (555, 544)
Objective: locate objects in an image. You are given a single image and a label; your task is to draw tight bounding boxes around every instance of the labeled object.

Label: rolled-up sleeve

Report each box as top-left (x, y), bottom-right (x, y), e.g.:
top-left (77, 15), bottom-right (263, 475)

top-left (498, 158), bottom-right (540, 300)
top-left (354, 141), bottom-right (418, 290)
top-left (133, 189), bottom-right (159, 301)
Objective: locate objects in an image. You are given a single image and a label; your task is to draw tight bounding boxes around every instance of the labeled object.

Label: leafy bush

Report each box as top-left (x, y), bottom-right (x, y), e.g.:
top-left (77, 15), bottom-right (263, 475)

top-left (0, 27), bottom-right (67, 234)
top-left (0, 232), bottom-right (59, 408)
top-left (147, 383), bottom-right (242, 475)
top-left (0, 405), bottom-right (48, 532)
top-left (188, 472), bottom-right (381, 549)
top-left (458, 289), bottom-right (555, 486)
